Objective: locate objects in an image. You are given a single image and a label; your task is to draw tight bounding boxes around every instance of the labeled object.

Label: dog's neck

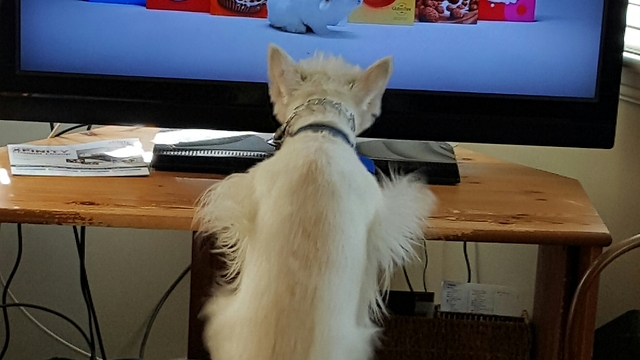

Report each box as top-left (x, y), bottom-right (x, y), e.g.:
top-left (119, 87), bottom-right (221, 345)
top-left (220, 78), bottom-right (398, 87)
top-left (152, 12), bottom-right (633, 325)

top-left (271, 98), bottom-right (356, 149)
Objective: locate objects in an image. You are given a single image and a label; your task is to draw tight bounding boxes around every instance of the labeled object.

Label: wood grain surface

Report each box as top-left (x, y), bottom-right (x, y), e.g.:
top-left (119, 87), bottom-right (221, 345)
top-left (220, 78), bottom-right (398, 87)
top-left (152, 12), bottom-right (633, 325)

top-left (0, 126), bottom-right (611, 247)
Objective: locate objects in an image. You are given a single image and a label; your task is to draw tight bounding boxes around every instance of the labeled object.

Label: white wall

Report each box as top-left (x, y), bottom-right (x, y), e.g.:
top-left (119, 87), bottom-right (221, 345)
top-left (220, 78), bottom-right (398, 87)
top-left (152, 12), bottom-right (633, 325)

top-left (0, 94), bottom-right (638, 359)
top-left (398, 94), bottom-right (640, 328)
top-left (462, 98), bottom-right (640, 327)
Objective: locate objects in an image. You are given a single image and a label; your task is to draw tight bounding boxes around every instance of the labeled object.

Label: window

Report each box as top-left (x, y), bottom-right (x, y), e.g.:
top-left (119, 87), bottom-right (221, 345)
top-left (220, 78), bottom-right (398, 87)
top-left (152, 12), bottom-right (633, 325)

top-left (621, 1), bottom-right (640, 104)
top-left (625, 0), bottom-right (640, 63)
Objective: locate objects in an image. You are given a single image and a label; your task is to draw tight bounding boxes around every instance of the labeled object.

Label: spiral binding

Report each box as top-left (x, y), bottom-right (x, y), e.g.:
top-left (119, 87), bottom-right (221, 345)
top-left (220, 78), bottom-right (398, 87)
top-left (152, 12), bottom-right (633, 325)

top-left (158, 149), bottom-right (270, 158)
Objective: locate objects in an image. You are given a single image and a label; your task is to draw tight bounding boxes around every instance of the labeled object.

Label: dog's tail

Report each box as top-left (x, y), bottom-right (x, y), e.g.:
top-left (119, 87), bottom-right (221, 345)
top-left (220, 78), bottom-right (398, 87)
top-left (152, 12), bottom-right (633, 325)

top-left (193, 173), bottom-right (256, 289)
top-left (366, 173), bottom-right (437, 321)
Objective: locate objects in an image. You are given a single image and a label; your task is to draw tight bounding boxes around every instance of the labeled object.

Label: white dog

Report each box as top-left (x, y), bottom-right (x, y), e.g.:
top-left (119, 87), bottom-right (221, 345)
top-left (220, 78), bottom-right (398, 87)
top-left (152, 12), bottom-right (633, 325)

top-left (194, 44), bottom-right (436, 360)
top-left (268, 0), bottom-right (363, 34)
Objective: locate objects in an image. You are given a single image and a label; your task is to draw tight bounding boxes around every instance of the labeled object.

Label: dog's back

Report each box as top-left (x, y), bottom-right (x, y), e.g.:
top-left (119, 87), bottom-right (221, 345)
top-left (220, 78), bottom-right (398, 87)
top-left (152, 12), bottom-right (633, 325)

top-left (195, 44), bottom-right (435, 360)
top-left (201, 135), bottom-right (381, 360)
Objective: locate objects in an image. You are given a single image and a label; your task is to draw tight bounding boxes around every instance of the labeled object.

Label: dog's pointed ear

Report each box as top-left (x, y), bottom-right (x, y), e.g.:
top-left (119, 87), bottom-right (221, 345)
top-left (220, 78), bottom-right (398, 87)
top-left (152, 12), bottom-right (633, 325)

top-left (268, 44), bottom-right (301, 106)
top-left (352, 57), bottom-right (393, 128)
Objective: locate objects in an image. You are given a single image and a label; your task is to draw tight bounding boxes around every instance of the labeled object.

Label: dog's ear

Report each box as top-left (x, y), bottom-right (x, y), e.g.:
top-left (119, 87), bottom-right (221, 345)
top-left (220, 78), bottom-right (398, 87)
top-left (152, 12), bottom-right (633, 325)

top-left (268, 44), bottom-right (302, 107)
top-left (352, 57), bottom-right (393, 131)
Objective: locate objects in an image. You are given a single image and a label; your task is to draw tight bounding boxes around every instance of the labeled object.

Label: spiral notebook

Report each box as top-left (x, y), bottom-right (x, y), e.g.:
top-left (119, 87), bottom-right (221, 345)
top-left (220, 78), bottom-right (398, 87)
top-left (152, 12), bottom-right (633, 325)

top-left (151, 130), bottom-right (275, 174)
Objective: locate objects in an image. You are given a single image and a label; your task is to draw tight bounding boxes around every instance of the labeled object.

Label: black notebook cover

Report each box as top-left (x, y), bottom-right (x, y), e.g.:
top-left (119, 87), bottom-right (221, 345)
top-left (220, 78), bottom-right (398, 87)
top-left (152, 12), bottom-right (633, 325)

top-left (151, 131), bottom-right (275, 174)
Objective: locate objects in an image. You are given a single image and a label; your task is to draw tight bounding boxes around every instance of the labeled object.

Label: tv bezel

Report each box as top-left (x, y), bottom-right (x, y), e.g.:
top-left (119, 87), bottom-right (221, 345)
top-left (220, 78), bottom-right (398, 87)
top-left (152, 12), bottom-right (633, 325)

top-left (0, 0), bottom-right (627, 148)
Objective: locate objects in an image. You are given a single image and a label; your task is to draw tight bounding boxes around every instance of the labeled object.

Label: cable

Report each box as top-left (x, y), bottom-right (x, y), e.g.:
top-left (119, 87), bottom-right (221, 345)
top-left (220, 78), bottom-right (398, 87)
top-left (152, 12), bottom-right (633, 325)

top-left (0, 270), bottom-right (99, 359)
top-left (422, 239), bottom-right (429, 292)
top-left (73, 226), bottom-right (106, 360)
top-left (80, 227), bottom-right (105, 360)
top-left (47, 122), bottom-right (108, 357)
top-left (0, 303), bottom-right (94, 356)
top-left (401, 265), bottom-right (414, 293)
top-left (0, 219), bottom-right (185, 360)
top-left (73, 227), bottom-right (96, 360)
top-left (463, 242), bottom-right (472, 283)
top-left (0, 224), bottom-right (23, 360)
top-left (1, 260), bottom-right (189, 360)
top-left (0, 221), bottom-right (187, 360)
top-left (48, 123), bottom-right (93, 138)
top-left (139, 264), bottom-right (191, 359)
top-left (54, 124), bottom-right (91, 138)
top-left (47, 123), bottom-right (63, 138)
top-left (0, 224), bottom-right (103, 359)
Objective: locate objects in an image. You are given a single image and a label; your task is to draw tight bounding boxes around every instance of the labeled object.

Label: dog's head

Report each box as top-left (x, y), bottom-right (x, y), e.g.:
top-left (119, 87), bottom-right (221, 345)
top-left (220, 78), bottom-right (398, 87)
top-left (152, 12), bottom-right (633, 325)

top-left (267, 44), bottom-right (393, 135)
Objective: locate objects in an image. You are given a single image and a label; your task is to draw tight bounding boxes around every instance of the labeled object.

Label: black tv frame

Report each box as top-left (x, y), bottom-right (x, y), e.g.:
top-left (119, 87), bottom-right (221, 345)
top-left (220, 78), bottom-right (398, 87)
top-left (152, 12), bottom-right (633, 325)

top-left (0, 0), bottom-right (627, 149)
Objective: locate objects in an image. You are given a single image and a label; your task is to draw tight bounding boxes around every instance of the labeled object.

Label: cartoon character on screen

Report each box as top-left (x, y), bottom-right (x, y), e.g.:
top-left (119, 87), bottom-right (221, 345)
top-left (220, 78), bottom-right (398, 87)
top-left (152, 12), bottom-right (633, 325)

top-left (268, 0), bottom-right (363, 34)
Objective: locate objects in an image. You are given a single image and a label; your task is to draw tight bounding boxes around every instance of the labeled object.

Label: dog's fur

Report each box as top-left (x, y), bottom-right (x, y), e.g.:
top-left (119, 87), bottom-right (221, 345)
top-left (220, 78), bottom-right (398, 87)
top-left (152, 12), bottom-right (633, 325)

top-left (193, 44), bottom-right (436, 360)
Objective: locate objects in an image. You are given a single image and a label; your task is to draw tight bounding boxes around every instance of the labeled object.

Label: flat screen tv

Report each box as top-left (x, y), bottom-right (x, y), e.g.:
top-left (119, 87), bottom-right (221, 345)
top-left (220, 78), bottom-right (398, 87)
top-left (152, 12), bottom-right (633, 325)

top-left (0, 0), bottom-right (628, 148)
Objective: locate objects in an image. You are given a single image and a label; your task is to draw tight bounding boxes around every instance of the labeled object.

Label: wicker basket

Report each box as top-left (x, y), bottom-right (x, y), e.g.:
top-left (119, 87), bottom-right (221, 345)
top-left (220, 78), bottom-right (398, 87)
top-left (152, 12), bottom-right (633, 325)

top-left (374, 310), bottom-right (532, 360)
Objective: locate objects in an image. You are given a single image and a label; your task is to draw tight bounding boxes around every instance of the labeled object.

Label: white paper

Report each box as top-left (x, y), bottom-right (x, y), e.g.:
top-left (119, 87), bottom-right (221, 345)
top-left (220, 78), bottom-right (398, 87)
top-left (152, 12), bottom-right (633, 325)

top-left (440, 280), bottom-right (520, 317)
top-left (441, 280), bottom-right (469, 312)
top-left (8, 138), bottom-right (150, 177)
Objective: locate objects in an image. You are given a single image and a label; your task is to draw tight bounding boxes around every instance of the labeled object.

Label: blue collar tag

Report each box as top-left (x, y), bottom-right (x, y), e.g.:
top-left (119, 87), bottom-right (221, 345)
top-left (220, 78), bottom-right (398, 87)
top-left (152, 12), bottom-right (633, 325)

top-left (358, 154), bottom-right (376, 175)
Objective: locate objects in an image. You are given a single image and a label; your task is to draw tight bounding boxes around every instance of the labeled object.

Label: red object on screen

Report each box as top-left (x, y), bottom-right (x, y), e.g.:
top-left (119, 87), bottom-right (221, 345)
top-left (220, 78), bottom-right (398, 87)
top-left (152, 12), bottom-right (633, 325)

top-left (363, 0), bottom-right (396, 8)
top-left (478, 0), bottom-right (535, 22)
top-left (146, 0), bottom-right (210, 13)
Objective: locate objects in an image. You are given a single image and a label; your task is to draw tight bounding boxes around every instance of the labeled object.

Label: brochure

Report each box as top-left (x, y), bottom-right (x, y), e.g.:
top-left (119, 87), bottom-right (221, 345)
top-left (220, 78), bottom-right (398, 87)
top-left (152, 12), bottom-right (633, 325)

top-left (7, 138), bottom-right (150, 177)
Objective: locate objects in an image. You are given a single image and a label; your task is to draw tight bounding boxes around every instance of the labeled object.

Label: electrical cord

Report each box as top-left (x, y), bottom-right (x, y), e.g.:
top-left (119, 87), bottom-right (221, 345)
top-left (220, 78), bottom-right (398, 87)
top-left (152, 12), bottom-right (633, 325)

top-left (0, 269), bottom-right (99, 359)
top-left (48, 124), bottom-right (93, 138)
top-left (422, 239), bottom-right (429, 292)
top-left (73, 226), bottom-right (106, 360)
top-left (0, 224), bottom-right (23, 360)
top-left (402, 241), bottom-right (429, 294)
top-left (49, 123), bottom-right (106, 356)
top-left (48, 124), bottom-right (63, 138)
top-left (0, 223), bottom-right (105, 359)
top-left (74, 226), bottom-right (97, 360)
top-left (0, 224), bottom-right (188, 359)
top-left (13, 261), bottom-right (193, 360)
top-left (401, 265), bottom-right (414, 293)
top-left (463, 242), bottom-right (472, 283)
top-left (138, 264), bottom-right (191, 360)
top-left (55, 125), bottom-right (92, 138)
top-left (0, 303), bottom-right (93, 355)
top-left (49, 123), bottom-right (105, 358)
top-left (1, 196), bottom-right (185, 359)
top-left (0, 223), bottom-right (96, 357)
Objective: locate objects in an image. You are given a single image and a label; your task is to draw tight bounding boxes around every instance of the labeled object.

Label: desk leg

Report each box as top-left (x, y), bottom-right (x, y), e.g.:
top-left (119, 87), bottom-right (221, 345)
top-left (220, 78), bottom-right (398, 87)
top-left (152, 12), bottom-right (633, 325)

top-left (532, 245), bottom-right (602, 360)
top-left (187, 233), bottom-right (216, 360)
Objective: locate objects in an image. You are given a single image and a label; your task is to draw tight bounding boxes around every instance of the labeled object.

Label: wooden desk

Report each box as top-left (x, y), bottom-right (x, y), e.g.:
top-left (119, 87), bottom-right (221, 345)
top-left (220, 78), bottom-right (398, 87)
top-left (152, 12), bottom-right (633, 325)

top-left (0, 125), bottom-right (611, 360)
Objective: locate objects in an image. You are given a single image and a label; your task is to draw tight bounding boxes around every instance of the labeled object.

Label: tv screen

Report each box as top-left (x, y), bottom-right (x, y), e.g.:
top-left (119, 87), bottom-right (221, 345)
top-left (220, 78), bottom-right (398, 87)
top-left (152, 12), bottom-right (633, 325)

top-left (0, 0), bottom-right (627, 148)
top-left (20, 0), bottom-right (604, 98)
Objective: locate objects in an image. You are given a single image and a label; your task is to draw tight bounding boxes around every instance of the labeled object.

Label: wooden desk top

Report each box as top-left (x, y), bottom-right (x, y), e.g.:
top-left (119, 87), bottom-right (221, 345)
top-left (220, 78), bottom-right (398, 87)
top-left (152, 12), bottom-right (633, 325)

top-left (0, 126), bottom-right (611, 247)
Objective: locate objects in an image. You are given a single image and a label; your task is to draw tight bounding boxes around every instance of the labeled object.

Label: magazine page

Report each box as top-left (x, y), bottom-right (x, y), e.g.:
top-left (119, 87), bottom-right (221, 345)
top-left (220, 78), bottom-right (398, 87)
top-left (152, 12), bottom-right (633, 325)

top-left (7, 138), bottom-right (150, 177)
